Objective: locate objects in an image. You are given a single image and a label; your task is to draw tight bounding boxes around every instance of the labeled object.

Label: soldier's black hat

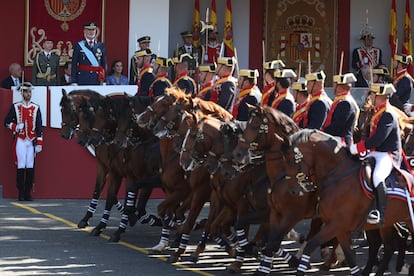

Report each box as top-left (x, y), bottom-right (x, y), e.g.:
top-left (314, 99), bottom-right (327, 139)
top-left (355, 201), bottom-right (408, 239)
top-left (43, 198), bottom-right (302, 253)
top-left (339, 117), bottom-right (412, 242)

top-left (180, 31), bottom-right (193, 38)
top-left (83, 22), bottom-right (97, 30)
top-left (173, 53), bottom-right (193, 63)
top-left (155, 57), bottom-right (174, 67)
top-left (135, 48), bottom-right (153, 57)
top-left (137, 36), bottom-right (151, 43)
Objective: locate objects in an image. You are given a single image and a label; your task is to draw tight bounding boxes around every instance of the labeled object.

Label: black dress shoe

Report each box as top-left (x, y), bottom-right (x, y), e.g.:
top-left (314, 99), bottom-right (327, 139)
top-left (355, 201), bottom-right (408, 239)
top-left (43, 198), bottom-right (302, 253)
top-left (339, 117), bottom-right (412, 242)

top-left (24, 197), bottom-right (33, 201)
top-left (18, 197), bottom-right (24, 201)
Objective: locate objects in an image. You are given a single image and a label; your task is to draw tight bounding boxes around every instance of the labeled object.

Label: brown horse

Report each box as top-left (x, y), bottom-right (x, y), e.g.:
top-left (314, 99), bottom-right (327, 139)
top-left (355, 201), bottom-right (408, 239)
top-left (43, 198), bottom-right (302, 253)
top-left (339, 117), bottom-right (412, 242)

top-left (60, 89), bottom-right (125, 231)
top-left (281, 129), bottom-right (414, 276)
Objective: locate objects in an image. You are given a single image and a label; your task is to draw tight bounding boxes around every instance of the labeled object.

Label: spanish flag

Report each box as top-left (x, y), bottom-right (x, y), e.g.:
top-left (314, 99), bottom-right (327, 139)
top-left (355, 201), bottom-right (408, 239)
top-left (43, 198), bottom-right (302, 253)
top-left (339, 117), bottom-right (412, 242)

top-left (223, 0), bottom-right (234, 57)
top-left (211, 0), bottom-right (217, 29)
top-left (403, 0), bottom-right (413, 75)
top-left (192, 0), bottom-right (201, 48)
top-left (389, 0), bottom-right (398, 77)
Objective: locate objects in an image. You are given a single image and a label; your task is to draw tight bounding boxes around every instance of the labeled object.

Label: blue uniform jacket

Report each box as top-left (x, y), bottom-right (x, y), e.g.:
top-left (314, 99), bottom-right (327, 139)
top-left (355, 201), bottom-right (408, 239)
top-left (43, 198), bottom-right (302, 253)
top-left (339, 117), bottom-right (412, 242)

top-left (276, 98), bottom-right (295, 118)
top-left (390, 76), bottom-right (412, 110)
top-left (324, 100), bottom-right (357, 146)
top-left (306, 99), bottom-right (331, 130)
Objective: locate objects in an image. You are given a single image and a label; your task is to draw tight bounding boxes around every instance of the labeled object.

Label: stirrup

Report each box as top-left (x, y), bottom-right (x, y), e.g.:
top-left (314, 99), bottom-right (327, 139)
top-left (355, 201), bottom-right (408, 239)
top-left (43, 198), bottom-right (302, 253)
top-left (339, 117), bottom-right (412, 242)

top-left (367, 209), bottom-right (381, 224)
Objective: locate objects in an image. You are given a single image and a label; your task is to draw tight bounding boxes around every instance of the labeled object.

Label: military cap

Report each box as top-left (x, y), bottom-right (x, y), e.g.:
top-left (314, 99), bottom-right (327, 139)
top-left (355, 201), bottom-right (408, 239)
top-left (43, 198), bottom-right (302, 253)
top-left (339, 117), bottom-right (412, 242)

top-left (172, 53), bottom-right (193, 63)
top-left (181, 31), bottom-right (193, 38)
top-left (83, 22), bottom-right (97, 30)
top-left (155, 57), bottom-right (173, 67)
top-left (395, 54), bottom-right (413, 65)
top-left (292, 78), bottom-right (308, 92)
top-left (274, 68), bottom-right (297, 79)
top-left (370, 83), bottom-right (396, 96)
top-left (199, 63), bottom-right (217, 73)
top-left (135, 48), bottom-right (153, 57)
top-left (239, 69), bottom-right (259, 79)
top-left (305, 70), bottom-right (326, 81)
top-left (263, 60), bottom-right (285, 70)
top-left (217, 57), bottom-right (236, 67)
top-left (333, 72), bottom-right (357, 84)
top-left (137, 36), bottom-right (151, 43)
top-left (372, 67), bottom-right (390, 75)
top-left (360, 25), bottom-right (375, 40)
top-left (18, 82), bottom-right (33, 92)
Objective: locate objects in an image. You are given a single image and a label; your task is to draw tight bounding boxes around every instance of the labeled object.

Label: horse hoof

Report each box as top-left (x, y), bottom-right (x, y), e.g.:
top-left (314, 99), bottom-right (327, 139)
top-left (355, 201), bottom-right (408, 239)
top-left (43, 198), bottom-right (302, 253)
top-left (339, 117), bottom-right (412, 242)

top-left (108, 235), bottom-right (121, 243)
top-left (150, 242), bottom-right (168, 253)
top-left (288, 256), bottom-right (300, 268)
top-left (128, 215), bottom-right (138, 227)
top-left (78, 220), bottom-right (89, 228)
top-left (167, 254), bottom-right (179, 263)
top-left (90, 228), bottom-right (102, 236)
top-left (188, 253), bottom-right (199, 263)
top-left (227, 262), bottom-right (242, 274)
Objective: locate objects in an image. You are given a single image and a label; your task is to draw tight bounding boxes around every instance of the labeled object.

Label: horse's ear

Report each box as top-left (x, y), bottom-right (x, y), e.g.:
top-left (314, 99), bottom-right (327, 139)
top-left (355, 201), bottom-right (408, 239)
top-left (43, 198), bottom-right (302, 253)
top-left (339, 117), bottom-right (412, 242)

top-left (62, 89), bottom-right (67, 97)
top-left (274, 132), bottom-right (291, 147)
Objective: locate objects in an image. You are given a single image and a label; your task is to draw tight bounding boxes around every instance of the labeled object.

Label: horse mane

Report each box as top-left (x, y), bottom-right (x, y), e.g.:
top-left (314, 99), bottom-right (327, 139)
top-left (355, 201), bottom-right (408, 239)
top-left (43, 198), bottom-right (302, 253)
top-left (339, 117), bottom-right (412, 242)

top-left (290, 129), bottom-right (344, 153)
top-left (262, 106), bottom-right (300, 136)
top-left (193, 97), bottom-right (234, 121)
top-left (164, 87), bottom-right (188, 101)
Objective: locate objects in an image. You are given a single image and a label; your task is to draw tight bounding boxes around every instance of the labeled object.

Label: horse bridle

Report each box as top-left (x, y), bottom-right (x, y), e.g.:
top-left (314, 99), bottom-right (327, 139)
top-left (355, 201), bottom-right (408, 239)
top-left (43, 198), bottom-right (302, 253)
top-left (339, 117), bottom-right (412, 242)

top-left (60, 96), bottom-right (80, 136)
top-left (180, 119), bottom-right (208, 165)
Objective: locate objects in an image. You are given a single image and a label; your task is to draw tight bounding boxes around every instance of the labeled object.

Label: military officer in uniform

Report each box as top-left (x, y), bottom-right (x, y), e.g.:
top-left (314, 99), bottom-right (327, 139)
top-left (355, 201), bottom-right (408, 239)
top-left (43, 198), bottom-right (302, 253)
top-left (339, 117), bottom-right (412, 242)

top-left (232, 69), bottom-right (262, 121)
top-left (304, 70), bottom-right (332, 129)
top-left (323, 73), bottom-right (359, 146)
top-left (390, 54), bottom-right (413, 111)
top-left (71, 22), bottom-right (107, 85)
top-left (261, 60), bottom-right (285, 107)
top-left (172, 53), bottom-right (196, 95)
top-left (372, 66), bottom-right (392, 84)
top-left (197, 63), bottom-right (217, 101)
top-left (32, 38), bottom-right (60, 86)
top-left (149, 57), bottom-right (173, 97)
top-left (272, 68), bottom-right (296, 117)
top-left (129, 36), bottom-right (154, 85)
top-left (4, 82), bottom-right (43, 201)
top-left (292, 78), bottom-right (308, 127)
top-left (213, 57), bottom-right (237, 112)
top-left (350, 83), bottom-right (401, 226)
top-left (135, 48), bottom-right (155, 96)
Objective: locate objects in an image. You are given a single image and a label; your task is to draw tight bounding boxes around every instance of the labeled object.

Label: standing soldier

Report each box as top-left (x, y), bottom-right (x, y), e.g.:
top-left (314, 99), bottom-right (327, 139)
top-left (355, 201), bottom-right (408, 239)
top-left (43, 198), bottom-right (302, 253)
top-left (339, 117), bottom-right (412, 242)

top-left (271, 68), bottom-right (296, 117)
top-left (214, 57), bottom-right (237, 112)
top-left (129, 36), bottom-right (154, 85)
top-left (390, 54), bottom-right (413, 111)
top-left (292, 78), bottom-right (309, 127)
top-left (261, 60), bottom-right (285, 107)
top-left (173, 53), bottom-right (196, 95)
top-left (4, 82), bottom-right (43, 201)
top-left (197, 63), bottom-right (216, 101)
top-left (304, 70), bottom-right (332, 129)
top-left (204, 28), bottom-right (221, 63)
top-left (32, 38), bottom-right (60, 86)
top-left (233, 69), bottom-right (262, 121)
top-left (149, 57), bottom-right (173, 97)
top-left (71, 22), bottom-right (107, 85)
top-left (135, 49), bottom-right (155, 96)
top-left (323, 73), bottom-right (359, 146)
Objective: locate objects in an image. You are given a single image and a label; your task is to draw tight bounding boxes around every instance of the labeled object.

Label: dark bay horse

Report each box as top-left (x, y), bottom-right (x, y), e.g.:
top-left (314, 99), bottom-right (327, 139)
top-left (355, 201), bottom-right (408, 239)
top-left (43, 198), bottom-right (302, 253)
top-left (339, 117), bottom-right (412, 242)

top-left (77, 94), bottom-right (163, 241)
top-left (282, 129), bottom-right (414, 276)
top-left (60, 89), bottom-right (124, 230)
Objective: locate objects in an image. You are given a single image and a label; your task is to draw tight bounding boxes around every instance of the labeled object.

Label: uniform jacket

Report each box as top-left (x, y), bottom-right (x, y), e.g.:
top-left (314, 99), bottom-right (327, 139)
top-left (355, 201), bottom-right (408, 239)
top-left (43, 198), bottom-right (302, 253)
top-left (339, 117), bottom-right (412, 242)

top-left (323, 92), bottom-right (358, 146)
top-left (137, 64), bottom-right (155, 96)
top-left (4, 101), bottom-right (43, 145)
top-left (71, 40), bottom-right (107, 85)
top-left (351, 46), bottom-right (382, 71)
top-left (32, 52), bottom-right (60, 86)
top-left (198, 81), bottom-right (214, 101)
top-left (1, 76), bottom-right (20, 89)
top-left (304, 90), bottom-right (332, 130)
top-left (173, 71), bottom-right (196, 95)
top-left (213, 75), bottom-right (237, 112)
top-left (271, 88), bottom-right (295, 117)
top-left (232, 86), bottom-right (261, 121)
top-left (390, 69), bottom-right (413, 110)
top-left (149, 74), bottom-right (172, 97)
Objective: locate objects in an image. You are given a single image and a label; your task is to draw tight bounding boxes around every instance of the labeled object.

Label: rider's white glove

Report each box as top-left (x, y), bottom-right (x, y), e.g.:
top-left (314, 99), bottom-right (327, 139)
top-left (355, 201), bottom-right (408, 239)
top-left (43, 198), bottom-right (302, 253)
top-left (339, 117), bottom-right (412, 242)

top-left (349, 144), bottom-right (358, 155)
top-left (35, 145), bottom-right (42, 153)
top-left (404, 103), bottom-right (413, 115)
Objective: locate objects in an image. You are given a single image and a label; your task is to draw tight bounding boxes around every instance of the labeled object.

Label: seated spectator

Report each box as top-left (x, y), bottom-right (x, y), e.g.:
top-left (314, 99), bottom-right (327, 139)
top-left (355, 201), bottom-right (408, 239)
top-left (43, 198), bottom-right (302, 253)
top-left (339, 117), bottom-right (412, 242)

top-left (106, 60), bottom-right (128, 85)
top-left (61, 61), bottom-right (72, 85)
top-left (2, 63), bottom-right (22, 89)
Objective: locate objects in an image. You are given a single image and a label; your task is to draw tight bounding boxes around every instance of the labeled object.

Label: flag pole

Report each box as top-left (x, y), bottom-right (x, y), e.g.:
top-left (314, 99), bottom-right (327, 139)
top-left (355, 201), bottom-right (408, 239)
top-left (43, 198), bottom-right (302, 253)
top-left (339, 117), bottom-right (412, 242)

top-left (339, 51), bottom-right (344, 75)
top-left (262, 40), bottom-right (266, 88)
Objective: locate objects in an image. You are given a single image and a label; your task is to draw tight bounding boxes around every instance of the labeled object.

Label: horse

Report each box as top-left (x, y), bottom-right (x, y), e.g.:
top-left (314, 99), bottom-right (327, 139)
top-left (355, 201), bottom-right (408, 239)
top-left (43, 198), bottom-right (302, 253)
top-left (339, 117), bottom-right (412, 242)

top-left (60, 89), bottom-right (125, 230)
top-left (281, 129), bottom-right (414, 276)
top-left (77, 94), bottom-right (163, 241)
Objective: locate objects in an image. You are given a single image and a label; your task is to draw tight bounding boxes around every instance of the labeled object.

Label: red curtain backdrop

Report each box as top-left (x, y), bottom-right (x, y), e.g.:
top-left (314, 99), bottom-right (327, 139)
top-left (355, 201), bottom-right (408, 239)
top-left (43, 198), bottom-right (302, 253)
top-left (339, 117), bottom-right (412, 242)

top-left (25, 0), bottom-right (104, 66)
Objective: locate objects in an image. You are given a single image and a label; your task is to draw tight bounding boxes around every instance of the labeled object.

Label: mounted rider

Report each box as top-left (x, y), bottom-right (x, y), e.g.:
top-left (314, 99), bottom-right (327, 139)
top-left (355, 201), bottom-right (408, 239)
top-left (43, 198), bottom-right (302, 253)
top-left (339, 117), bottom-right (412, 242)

top-left (291, 77), bottom-right (308, 127)
top-left (271, 68), bottom-right (296, 117)
top-left (349, 83), bottom-right (401, 225)
top-left (261, 60), bottom-right (285, 107)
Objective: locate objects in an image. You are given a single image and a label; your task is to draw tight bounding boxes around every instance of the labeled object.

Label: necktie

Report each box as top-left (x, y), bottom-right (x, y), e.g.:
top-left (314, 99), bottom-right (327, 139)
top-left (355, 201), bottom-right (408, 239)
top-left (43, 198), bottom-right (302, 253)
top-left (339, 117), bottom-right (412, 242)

top-left (47, 53), bottom-right (50, 60)
top-left (89, 41), bottom-right (93, 48)
top-left (15, 79), bottom-right (18, 86)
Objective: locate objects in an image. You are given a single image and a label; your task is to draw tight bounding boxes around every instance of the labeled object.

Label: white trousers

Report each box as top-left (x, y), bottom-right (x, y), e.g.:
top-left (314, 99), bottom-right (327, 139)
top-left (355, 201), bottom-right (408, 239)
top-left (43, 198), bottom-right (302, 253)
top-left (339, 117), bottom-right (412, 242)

top-left (366, 151), bottom-right (393, 188)
top-left (16, 138), bottom-right (35, 169)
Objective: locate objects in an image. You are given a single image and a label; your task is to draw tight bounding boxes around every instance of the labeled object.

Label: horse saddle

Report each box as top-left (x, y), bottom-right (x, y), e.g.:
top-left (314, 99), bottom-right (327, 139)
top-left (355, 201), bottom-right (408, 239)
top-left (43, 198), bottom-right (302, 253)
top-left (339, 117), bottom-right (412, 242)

top-left (362, 157), bottom-right (414, 192)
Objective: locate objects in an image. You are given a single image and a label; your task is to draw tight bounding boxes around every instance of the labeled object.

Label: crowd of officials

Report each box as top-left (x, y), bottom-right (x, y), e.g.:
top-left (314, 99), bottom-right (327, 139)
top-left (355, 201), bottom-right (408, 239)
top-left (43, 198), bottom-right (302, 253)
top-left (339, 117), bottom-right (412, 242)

top-left (1, 20), bottom-right (414, 228)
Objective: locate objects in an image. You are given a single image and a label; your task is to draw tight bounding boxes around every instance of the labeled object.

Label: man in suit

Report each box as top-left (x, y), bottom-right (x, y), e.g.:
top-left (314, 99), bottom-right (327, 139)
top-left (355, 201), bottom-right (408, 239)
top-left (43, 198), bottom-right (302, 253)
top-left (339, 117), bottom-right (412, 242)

top-left (71, 22), bottom-right (107, 85)
top-left (32, 38), bottom-right (60, 86)
top-left (174, 31), bottom-right (202, 78)
top-left (1, 63), bottom-right (22, 89)
top-left (60, 61), bottom-right (72, 85)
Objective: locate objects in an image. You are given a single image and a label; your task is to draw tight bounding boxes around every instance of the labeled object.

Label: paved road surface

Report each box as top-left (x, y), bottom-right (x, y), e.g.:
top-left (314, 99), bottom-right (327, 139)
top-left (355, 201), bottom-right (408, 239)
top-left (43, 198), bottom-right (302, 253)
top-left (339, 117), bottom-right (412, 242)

top-left (0, 198), bottom-right (412, 275)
